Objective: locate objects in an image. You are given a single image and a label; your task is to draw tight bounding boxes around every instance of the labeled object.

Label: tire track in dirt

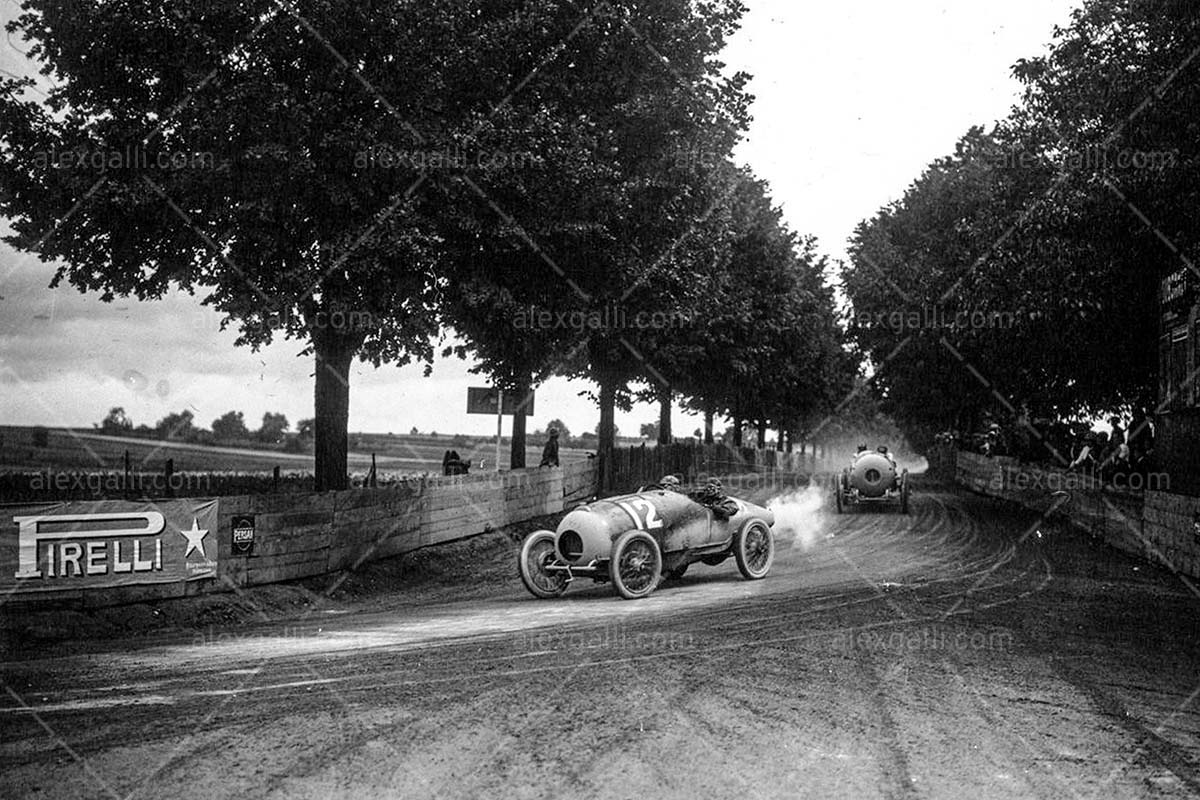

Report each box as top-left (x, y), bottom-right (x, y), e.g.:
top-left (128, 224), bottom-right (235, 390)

top-left (1046, 658), bottom-right (1200, 795)
top-left (848, 634), bottom-right (920, 800)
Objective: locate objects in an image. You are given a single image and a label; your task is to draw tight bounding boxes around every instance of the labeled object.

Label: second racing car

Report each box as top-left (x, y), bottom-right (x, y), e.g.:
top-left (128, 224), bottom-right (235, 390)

top-left (833, 445), bottom-right (911, 514)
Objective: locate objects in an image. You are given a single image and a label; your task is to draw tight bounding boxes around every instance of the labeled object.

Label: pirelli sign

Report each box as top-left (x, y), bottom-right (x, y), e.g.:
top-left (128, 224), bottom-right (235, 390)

top-left (2, 499), bottom-right (218, 593)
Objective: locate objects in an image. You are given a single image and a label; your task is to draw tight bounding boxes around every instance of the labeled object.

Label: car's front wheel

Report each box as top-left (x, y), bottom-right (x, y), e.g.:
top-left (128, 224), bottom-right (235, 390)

top-left (610, 530), bottom-right (662, 599)
top-left (518, 531), bottom-right (568, 599)
top-left (734, 520), bottom-right (775, 580)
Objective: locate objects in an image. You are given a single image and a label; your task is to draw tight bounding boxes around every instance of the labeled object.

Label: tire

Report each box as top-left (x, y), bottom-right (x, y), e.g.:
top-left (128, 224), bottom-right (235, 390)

top-left (734, 520), bottom-right (775, 580)
top-left (518, 531), bottom-right (568, 599)
top-left (609, 530), bottom-right (662, 599)
top-left (899, 470), bottom-right (910, 515)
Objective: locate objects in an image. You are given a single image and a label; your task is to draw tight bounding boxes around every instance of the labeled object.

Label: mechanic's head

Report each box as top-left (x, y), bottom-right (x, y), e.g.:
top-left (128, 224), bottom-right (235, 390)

top-left (705, 477), bottom-right (723, 490)
top-left (548, 427), bottom-right (559, 437)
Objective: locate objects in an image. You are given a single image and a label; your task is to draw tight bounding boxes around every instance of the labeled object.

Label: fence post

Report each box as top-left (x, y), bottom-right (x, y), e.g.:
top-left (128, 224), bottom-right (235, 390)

top-left (124, 449), bottom-right (131, 499)
top-left (164, 458), bottom-right (174, 498)
top-left (369, 453), bottom-right (378, 488)
top-left (273, 465), bottom-right (280, 493)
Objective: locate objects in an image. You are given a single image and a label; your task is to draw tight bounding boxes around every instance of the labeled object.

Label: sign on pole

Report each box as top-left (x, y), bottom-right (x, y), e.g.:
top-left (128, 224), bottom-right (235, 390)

top-left (467, 387), bottom-right (536, 472)
top-left (466, 387), bottom-right (535, 416)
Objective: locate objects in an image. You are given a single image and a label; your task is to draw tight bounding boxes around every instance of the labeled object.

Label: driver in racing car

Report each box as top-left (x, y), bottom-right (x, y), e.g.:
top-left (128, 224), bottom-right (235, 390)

top-left (688, 477), bottom-right (739, 521)
top-left (655, 474), bottom-right (683, 492)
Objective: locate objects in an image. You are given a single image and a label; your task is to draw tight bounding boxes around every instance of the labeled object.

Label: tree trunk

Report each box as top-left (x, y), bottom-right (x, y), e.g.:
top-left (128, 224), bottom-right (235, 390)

top-left (776, 427), bottom-right (785, 451)
top-left (732, 415), bottom-right (743, 447)
top-left (756, 420), bottom-right (767, 449)
top-left (510, 374), bottom-right (532, 469)
top-left (657, 388), bottom-right (672, 445)
top-left (313, 338), bottom-right (355, 492)
top-left (598, 380), bottom-right (617, 491)
top-left (703, 406), bottom-right (714, 445)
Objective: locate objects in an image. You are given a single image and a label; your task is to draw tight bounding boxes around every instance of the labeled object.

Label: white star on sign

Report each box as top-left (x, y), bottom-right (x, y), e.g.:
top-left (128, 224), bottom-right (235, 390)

top-left (180, 517), bottom-right (209, 559)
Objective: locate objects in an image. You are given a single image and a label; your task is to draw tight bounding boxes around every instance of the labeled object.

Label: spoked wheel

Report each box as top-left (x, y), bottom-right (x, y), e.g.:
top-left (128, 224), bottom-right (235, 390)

top-left (610, 530), bottom-right (662, 599)
top-left (518, 531), bottom-right (568, 599)
top-left (899, 470), bottom-right (910, 514)
top-left (734, 520), bottom-right (775, 580)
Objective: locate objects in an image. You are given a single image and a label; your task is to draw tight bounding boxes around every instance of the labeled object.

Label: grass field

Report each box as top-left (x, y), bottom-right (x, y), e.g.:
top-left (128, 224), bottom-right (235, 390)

top-left (0, 425), bottom-right (593, 476)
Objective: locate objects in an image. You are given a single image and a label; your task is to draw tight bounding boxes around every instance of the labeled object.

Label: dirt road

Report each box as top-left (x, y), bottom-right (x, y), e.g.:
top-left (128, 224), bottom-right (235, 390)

top-left (3, 486), bottom-right (1199, 799)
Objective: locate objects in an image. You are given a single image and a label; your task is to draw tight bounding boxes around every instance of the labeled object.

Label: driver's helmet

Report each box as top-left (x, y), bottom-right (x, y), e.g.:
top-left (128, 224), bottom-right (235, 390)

top-left (659, 474), bottom-right (681, 490)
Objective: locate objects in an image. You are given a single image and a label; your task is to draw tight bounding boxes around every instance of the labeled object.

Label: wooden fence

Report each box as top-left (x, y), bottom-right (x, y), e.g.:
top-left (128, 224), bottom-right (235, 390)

top-left (3, 461), bottom-right (597, 609)
top-left (604, 441), bottom-right (829, 494)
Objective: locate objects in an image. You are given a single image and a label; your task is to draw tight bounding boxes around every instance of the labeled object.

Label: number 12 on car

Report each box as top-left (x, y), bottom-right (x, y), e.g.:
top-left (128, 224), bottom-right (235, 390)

top-left (614, 498), bottom-right (664, 531)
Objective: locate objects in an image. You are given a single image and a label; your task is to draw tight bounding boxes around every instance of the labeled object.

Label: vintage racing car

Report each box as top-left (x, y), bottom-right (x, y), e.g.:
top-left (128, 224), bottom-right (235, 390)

top-left (518, 485), bottom-right (777, 600)
top-left (833, 446), bottom-right (910, 514)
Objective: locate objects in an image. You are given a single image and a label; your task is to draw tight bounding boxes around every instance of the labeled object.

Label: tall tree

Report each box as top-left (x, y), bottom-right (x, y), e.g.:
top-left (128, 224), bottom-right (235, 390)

top-left (843, 2), bottom-right (1200, 449)
top-left (211, 410), bottom-right (250, 440)
top-left (4, 1), bottom-right (747, 488)
top-left (439, 0), bottom-right (751, 478)
top-left (257, 411), bottom-right (289, 443)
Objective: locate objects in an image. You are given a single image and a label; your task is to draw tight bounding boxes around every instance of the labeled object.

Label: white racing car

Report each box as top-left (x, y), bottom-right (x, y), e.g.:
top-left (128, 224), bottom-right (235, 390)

top-left (833, 446), bottom-right (911, 514)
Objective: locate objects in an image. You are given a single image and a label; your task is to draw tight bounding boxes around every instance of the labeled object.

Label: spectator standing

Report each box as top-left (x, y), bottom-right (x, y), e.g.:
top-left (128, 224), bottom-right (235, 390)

top-left (539, 427), bottom-right (560, 467)
top-left (1108, 416), bottom-right (1126, 447)
top-left (1127, 408), bottom-right (1155, 476)
top-left (1068, 433), bottom-right (1097, 473)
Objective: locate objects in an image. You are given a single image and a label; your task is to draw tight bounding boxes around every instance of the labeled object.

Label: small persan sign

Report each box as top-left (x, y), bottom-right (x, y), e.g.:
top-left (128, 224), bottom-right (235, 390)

top-left (232, 514), bottom-right (255, 556)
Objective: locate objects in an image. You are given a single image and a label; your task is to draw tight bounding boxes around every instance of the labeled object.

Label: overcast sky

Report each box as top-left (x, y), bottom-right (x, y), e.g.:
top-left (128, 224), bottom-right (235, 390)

top-left (0, 1), bottom-right (1079, 439)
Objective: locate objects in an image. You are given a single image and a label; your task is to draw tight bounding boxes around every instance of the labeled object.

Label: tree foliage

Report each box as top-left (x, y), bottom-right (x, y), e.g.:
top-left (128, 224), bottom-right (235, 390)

top-left (257, 411), bottom-right (289, 443)
top-left (99, 406), bottom-right (132, 434)
top-left (2, 0), bottom-right (851, 470)
top-left (211, 410), bottom-right (249, 441)
top-left (844, 1), bottom-right (1197, 449)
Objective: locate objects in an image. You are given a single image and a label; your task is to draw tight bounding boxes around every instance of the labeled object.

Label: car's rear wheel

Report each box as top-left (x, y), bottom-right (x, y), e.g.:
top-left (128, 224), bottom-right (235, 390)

top-left (518, 531), bottom-right (568, 599)
top-left (734, 520), bottom-right (774, 580)
top-left (610, 530), bottom-right (662, 599)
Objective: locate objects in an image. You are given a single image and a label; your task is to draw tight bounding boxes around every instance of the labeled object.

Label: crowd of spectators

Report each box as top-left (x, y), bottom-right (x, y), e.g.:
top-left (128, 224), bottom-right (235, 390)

top-left (940, 406), bottom-right (1156, 489)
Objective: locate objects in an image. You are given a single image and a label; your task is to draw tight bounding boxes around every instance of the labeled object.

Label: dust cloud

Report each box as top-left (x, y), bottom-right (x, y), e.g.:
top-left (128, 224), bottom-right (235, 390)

top-left (767, 484), bottom-right (829, 551)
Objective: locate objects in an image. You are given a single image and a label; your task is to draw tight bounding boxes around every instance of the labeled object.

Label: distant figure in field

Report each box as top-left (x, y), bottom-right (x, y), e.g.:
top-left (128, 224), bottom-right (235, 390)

top-left (442, 449), bottom-right (470, 476)
top-left (539, 427), bottom-right (560, 468)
